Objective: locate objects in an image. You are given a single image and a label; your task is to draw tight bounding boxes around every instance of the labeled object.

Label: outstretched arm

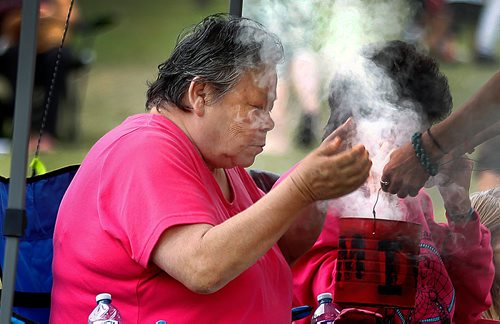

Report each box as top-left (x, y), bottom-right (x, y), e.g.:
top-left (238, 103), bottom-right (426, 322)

top-left (152, 131), bottom-right (371, 294)
top-left (382, 71), bottom-right (500, 197)
top-left (433, 71), bottom-right (500, 158)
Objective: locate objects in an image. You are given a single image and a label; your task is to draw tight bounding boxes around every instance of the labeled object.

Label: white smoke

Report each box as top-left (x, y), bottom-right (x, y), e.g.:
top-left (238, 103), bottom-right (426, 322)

top-left (244, 0), bottom-right (423, 220)
top-left (326, 56), bottom-right (423, 220)
top-left (244, 0), bottom-right (415, 91)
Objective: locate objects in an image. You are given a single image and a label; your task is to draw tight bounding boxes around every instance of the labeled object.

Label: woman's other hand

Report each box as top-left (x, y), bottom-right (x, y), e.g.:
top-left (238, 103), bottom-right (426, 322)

top-left (322, 117), bottom-right (357, 150)
top-left (381, 142), bottom-right (430, 198)
top-left (290, 123), bottom-right (372, 203)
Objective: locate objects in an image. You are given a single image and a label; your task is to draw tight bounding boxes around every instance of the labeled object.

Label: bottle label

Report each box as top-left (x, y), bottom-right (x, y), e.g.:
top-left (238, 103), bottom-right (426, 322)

top-left (91, 321), bottom-right (120, 324)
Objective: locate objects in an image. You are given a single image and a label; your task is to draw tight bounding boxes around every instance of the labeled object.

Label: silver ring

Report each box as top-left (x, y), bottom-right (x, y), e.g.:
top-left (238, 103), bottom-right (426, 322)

top-left (380, 180), bottom-right (389, 186)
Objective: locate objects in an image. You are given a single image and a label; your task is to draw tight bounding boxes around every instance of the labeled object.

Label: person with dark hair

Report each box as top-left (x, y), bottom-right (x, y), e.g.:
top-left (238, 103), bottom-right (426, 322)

top-left (49, 14), bottom-right (372, 323)
top-left (323, 40), bottom-right (452, 138)
top-left (289, 40), bottom-right (494, 323)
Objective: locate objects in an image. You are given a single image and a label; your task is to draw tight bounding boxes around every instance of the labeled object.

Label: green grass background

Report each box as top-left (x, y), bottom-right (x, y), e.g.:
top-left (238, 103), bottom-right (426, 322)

top-left (0, 0), bottom-right (498, 220)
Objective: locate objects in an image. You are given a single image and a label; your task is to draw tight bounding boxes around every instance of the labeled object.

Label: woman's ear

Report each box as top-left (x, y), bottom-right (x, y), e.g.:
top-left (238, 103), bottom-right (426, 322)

top-left (187, 78), bottom-right (208, 116)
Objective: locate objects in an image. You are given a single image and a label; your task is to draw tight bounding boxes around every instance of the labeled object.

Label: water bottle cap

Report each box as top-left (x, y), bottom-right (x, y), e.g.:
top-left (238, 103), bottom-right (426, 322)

top-left (156, 321), bottom-right (167, 324)
top-left (96, 293), bottom-right (112, 303)
top-left (317, 292), bottom-right (332, 302)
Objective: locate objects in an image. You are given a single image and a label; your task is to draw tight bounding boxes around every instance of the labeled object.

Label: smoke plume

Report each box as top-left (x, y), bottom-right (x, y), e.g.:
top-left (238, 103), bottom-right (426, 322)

top-left (244, 0), bottom-right (423, 220)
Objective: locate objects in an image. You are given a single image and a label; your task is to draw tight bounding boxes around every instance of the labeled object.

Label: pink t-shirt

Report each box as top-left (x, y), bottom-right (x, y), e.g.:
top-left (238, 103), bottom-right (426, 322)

top-left (292, 191), bottom-right (494, 324)
top-left (50, 114), bottom-right (293, 324)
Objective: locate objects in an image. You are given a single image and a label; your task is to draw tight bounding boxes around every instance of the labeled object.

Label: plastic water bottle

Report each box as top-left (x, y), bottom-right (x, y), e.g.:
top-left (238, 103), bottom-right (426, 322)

top-left (310, 292), bottom-right (340, 324)
top-left (88, 293), bottom-right (122, 324)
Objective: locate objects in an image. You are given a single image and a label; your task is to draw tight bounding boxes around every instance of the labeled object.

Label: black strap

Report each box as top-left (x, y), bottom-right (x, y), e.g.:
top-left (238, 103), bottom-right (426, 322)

top-left (0, 290), bottom-right (51, 308)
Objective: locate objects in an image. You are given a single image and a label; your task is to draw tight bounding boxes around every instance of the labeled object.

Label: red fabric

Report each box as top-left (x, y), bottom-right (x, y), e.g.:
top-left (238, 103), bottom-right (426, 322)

top-left (292, 190), bottom-right (494, 324)
top-left (51, 114), bottom-right (293, 323)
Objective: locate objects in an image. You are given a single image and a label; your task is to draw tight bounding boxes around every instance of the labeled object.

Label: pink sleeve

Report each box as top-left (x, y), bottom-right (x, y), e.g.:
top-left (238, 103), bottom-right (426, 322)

top-left (97, 131), bottom-right (220, 268)
top-left (428, 210), bottom-right (494, 323)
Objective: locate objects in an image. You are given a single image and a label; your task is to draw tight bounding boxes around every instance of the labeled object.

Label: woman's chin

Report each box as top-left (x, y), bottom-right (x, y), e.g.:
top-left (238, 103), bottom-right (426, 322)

top-left (240, 155), bottom-right (259, 168)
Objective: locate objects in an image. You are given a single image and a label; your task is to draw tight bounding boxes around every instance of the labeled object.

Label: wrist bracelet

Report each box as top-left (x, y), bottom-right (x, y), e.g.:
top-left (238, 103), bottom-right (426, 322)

top-left (426, 128), bottom-right (447, 154)
top-left (411, 132), bottom-right (439, 176)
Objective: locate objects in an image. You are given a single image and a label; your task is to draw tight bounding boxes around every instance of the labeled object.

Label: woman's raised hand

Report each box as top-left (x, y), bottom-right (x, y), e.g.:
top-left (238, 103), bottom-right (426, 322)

top-left (289, 119), bottom-right (372, 203)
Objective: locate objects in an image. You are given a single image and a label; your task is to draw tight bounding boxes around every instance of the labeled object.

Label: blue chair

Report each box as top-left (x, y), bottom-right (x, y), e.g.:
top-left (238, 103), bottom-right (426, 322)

top-left (0, 165), bottom-right (79, 324)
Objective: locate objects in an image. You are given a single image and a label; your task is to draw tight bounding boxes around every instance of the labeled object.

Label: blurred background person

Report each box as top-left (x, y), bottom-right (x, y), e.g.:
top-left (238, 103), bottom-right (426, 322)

top-left (415, 0), bottom-right (455, 61)
top-left (441, 0), bottom-right (484, 62)
top-left (409, 0), bottom-right (499, 64)
top-left (289, 48), bottom-right (323, 150)
top-left (441, 0), bottom-right (498, 63)
top-left (269, 48), bottom-right (323, 154)
top-left (471, 187), bottom-right (500, 320)
top-left (244, 0), bottom-right (326, 155)
top-left (474, 0), bottom-right (500, 63)
top-left (0, 0), bottom-right (81, 152)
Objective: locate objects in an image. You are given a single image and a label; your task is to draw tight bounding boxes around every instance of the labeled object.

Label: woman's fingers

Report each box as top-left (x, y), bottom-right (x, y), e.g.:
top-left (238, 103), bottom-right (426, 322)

top-left (323, 117), bottom-right (355, 143)
top-left (323, 144), bottom-right (372, 196)
top-left (292, 140), bottom-right (372, 202)
top-left (330, 144), bottom-right (370, 170)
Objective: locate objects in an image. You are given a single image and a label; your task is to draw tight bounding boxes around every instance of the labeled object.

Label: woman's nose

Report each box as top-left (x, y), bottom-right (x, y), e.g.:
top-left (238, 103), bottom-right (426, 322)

top-left (261, 111), bottom-right (275, 132)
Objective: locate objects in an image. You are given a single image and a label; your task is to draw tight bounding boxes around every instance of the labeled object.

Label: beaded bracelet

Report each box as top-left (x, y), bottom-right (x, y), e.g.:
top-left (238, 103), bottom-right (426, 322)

top-left (411, 132), bottom-right (439, 176)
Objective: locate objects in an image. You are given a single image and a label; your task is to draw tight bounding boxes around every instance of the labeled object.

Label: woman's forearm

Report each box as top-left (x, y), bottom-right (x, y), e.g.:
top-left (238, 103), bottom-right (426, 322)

top-left (153, 142), bottom-right (371, 294)
top-left (152, 175), bottom-right (313, 294)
